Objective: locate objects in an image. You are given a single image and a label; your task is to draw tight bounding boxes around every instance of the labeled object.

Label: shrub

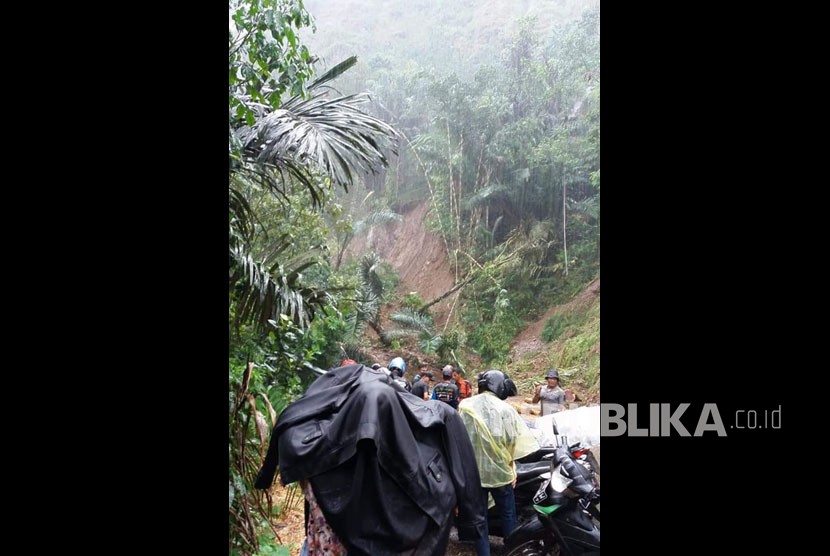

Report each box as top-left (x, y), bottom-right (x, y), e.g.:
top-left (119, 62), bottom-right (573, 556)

top-left (401, 291), bottom-right (425, 310)
top-left (541, 312), bottom-right (583, 342)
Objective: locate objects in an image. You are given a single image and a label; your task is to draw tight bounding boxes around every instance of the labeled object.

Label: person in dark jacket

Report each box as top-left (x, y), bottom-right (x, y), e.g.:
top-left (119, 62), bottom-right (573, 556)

top-left (431, 366), bottom-right (460, 409)
top-left (255, 363), bottom-right (487, 556)
top-left (410, 370), bottom-right (432, 400)
top-left (388, 356), bottom-right (411, 391)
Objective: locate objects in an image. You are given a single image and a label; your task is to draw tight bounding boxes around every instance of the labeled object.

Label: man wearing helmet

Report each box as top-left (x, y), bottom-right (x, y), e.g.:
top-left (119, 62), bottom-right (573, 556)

top-left (532, 368), bottom-right (566, 415)
top-left (388, 356), bottom-right (411, 392)
top-left (458, 370), bottom-right (540, 556)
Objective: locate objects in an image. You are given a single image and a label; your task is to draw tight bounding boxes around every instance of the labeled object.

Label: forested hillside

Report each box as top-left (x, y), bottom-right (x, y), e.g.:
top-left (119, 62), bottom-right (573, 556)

top-left (229, 1), bottom-right (599, 553)
top-left (302, 0), bottom-right (598, 80)
top-left (302, 0), bottom-right (601, 364)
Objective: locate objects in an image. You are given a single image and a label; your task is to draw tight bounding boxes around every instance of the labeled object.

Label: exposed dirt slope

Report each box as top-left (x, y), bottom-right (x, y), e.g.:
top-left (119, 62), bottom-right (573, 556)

top-left (511, 277), bottom-right (600, 360)
top-left (345, 201), bottom-right (458, 326)
top-left (345, 203), bottom-right (600, 398)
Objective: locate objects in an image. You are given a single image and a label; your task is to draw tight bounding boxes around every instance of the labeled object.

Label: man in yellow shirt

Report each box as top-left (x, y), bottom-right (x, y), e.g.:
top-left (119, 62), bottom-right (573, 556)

top-left (458, 370), bottom-right (540, 556)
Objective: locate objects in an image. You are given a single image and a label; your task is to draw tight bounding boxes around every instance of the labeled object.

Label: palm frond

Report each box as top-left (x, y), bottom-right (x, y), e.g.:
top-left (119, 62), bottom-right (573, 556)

top-left (381, 328), bottom-right (418, 342)
top-left (408, 133), bottom-right (432, 150)
top-left (353, 207), bottom-right (401, 236)
top-left (229, 55), bottom-right (399, 337)
top-left (354, 287), bottom-right (381, 325)
top-left (359, 253), bottom-right (385, 298)
top-left (344, 311), bottom-right (366, 338)
top-left (388, 308), bottom-right (434, 333)
top-left (229, 243), bottom-right (328, 330)
top-left (419, 334), bottom-right (443, 354)
top-left (232, 136), bottom-right (323, 207)
top-left (362, 207), bottom-right (403, 227)
top-left (382, 307), bottom-right (436, 344)
top-left (500, 219), bottom-right (559, 278)
top-left (229, 186), bottom-right (254, 244)
top-left (238, 91), bottom-right (399, 193)
top-left (297, 56), bottom-right (358, 98)
top-left (569, 195), bottom-right (599, 220)
top-left (463, 183), bottom-right (511, 209)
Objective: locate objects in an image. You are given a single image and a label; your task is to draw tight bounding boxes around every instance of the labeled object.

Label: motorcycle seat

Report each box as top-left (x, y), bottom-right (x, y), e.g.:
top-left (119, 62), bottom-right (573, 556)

top-left (515, 459), bottom-right (551, 481)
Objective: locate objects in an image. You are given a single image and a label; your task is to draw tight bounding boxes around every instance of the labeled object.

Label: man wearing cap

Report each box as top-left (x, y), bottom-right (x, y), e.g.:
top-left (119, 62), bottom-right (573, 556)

top-left (410, 369), bottom-right (432, 400)
top-left (532, 368), bottom-right (566, 415)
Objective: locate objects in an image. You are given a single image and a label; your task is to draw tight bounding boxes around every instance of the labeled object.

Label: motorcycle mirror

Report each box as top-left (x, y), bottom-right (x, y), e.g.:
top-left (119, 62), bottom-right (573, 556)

top-left (550, 465), bottom-right (574, 493)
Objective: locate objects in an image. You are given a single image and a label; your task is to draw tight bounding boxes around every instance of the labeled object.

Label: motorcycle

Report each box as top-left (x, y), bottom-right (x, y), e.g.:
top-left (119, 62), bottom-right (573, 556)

top-left (503, 438), bottom-right (600, 556)
top-left (457, 439), bottom-right (599, 541)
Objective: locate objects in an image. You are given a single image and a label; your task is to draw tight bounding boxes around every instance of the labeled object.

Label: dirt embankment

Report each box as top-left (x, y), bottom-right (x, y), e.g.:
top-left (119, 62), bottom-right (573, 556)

top-left (345, 201), bottom-right (458, 327)
top-left (345, 203), bottom-right (600, 393)
top-left (510, 277), bottom-right (600, 361)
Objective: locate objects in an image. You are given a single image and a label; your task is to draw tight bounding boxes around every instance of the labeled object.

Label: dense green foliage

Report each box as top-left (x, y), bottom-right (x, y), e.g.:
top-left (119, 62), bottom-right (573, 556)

top-left (304, 0), bottom-right (600, 363)
top-left (228, 1), bottom-right (400, 554)
top-left (541, 311), bottom-right (586, 343)
top-left (228, 1), bottom-right (600, 552)
top-left (510, 295), bottom-right (600, 397)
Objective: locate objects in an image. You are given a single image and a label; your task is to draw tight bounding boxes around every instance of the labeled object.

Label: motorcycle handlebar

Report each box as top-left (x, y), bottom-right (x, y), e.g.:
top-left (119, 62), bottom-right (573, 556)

top-left (555, 445), bottom-right (595, 497)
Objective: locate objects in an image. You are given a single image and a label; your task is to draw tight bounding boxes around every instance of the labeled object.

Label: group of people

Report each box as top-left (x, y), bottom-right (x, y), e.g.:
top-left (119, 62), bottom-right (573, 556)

top-left (411, 362), bottom-right (473, 409)
top-left (257, 355), bottom-right (568, 556)
top-left (352, 356), bottom-right (474, 410)
top-left (367, 354), bottom-right (568, 417)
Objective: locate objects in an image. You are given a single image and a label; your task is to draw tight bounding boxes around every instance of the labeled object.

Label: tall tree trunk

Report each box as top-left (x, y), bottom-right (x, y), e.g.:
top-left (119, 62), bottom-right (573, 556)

top-left (335, 232), bottom-right (352, 271)
top-left (368, 320), bottom-right (389, 346)
top-left (563, 173), bottom-right (568, 277)
top-left (418, 273), bottom-right (477, 312)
